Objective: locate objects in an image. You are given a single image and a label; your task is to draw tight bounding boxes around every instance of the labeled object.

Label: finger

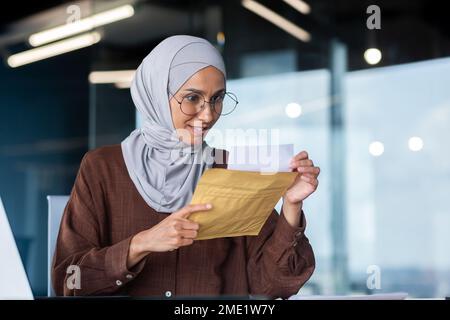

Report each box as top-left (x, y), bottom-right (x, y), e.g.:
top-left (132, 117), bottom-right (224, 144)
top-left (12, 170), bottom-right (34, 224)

top-left (178, 229), bottom-right (198, 239)
top-left (179, 238), bottom-right (195, 247)
top-left (173, 203), bottom-right (212, 218)
top-left (300, 175), bottom-right (319, 186)
top-left (297, 166), bottom-right (320, 174)
top-left (173, 237), bottom-right (194, 248)
top-left (171, 219), bottom-right (199, 232)
top-left (300, 175), bottom-right (312, 182)
top-left (289, 159), bottom-right (313, 169)
top-left (302, 173), bottom-right (318, 179)
top-left (179, 218), bottom-right (200, 230)
top-left (291, 151), bottom-right (309, 162)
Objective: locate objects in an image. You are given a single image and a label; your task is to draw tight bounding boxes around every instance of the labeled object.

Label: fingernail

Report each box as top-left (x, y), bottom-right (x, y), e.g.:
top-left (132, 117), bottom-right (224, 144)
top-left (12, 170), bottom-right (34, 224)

top-left (206, 204), bottom-right (212, 209)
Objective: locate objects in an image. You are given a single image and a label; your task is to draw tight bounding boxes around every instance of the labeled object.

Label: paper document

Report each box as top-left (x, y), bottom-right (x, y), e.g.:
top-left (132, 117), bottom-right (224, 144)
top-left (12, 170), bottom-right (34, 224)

top-left (227, 144), bottom-right (294, 173)
top-left (189, 168), bottom-right (297, 240)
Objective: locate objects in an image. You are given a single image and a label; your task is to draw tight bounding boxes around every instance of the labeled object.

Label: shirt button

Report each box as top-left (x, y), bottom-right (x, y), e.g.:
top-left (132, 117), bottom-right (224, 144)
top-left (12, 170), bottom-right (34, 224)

top-left (165, 291), bottom-right (172, 298)
top-left (125, 274), bottom-right (133, 279)
top-left (116, 280), bottom-right (123, 286)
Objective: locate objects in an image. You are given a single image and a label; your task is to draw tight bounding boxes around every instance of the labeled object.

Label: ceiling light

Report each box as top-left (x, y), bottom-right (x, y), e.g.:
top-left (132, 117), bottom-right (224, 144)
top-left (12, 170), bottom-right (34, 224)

top-left (283, 0), bottom-right (311, 15)
top-left (364, 48), bottom-right (382, 65)
top-left (242, 0), bottom-right (311, 42)
top-left (285, 103), bottom-right (302, 118)
top-left (7, 32), bottom-right (101, 68)
top-left (29, 5), bottom-right (134, 47)
top-left (88, 70), bottom-right (135, 84)
top-left (369, 141), bottom-right (384, 156)
top-left (408, 137), bottom-right (424, 152)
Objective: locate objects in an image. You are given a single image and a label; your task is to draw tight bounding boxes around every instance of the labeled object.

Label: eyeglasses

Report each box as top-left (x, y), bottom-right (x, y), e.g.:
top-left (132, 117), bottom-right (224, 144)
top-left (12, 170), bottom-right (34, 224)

top-left (169, 90), bottom-right (238, 116)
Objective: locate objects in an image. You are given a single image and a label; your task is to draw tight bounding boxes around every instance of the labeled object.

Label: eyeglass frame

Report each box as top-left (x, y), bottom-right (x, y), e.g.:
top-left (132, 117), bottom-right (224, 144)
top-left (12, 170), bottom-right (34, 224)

top-left (168, 90), bottom-right (239, 116)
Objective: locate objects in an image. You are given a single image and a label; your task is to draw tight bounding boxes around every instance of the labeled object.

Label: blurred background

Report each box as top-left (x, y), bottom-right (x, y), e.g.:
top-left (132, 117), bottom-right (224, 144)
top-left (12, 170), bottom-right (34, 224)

top-left (1, 0), bottom-right (449, 298)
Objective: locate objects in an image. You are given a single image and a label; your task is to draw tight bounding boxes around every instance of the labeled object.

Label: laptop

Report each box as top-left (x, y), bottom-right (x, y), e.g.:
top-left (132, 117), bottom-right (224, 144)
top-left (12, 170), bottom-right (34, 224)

top-left (0, 197), bottom-right (34, 300)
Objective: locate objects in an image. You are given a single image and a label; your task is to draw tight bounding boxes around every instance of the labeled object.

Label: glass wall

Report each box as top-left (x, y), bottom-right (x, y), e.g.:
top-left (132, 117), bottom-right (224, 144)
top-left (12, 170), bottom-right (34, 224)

top-left (345, 57), bottom-right (450, 297)
top-left (206, 57), bottom-right (450, 297)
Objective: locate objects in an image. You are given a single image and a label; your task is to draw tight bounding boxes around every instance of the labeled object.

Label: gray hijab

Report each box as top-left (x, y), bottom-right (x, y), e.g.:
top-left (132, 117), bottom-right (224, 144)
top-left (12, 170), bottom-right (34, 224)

top-left (121, 35), bottom-right (226, 213)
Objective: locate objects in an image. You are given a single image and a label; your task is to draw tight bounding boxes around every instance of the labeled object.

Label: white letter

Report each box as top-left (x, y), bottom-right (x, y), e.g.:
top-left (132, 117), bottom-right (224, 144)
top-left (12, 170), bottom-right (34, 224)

top-left (66, 5), bottom-right (81, 24)
top-left (366, 5), bottom-right (381, 30)
top-left (66, 265), bottom-right (81, 290)
top-left (366, 264), bottom-right (381, 289)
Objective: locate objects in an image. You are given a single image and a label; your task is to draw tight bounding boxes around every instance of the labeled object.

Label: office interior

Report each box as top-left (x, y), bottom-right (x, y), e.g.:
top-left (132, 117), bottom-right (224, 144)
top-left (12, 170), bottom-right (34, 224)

top-left (0, 0), bottom-right (449, 298)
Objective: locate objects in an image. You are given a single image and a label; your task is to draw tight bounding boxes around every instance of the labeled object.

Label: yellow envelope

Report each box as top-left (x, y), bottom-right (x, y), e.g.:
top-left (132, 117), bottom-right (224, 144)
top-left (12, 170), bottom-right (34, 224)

top-left (189, 168), bottom-right (298, 240)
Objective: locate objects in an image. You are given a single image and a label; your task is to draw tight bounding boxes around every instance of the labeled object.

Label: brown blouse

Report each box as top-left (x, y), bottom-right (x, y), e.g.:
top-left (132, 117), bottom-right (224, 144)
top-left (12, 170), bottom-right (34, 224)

top-left (52, 144), bottom-right (315, 299)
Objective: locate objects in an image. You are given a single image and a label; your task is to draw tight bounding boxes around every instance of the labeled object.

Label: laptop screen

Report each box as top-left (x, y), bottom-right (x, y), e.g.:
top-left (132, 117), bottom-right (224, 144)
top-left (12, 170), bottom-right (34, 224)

top-left (0, 197), bottom-right (34, 300)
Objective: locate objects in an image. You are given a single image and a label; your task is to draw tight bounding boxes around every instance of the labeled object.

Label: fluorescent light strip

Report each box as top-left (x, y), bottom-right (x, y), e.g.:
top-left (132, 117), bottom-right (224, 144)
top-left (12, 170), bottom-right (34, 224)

top-left (29, 4), bottom-right (134, 47)
top-left (114, 81), bottom-right (132, 89)
top-left (7, 32), bottom-right (101, 68)
top-left (242, 0), bottom-right (311, 42)
top-left (88, 70), bottom-right (135, 84)
top-left (283, 0), bottom-right (311, 15)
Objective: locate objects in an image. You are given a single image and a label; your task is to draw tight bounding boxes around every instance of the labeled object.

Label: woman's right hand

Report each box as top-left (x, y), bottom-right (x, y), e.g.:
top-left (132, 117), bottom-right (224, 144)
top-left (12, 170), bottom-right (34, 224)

top-left (127, 203), bottom-right (212, 268)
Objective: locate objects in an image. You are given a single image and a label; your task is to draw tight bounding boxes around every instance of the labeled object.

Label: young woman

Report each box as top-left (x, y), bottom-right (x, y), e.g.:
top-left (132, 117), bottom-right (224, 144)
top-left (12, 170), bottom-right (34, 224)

top-left (52, 35), bottom-right (320, 298)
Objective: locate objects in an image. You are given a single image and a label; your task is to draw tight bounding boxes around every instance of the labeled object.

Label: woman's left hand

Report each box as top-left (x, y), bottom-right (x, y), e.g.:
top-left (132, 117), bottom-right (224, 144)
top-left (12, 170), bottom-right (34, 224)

top-left (283, 150), bottom-right (320, 205)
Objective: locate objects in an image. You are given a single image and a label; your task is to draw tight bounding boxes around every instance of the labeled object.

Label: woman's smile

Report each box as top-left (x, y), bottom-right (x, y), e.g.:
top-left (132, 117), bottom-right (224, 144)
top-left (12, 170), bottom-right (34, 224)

top-left (186, 124), bottom-right (210, 137)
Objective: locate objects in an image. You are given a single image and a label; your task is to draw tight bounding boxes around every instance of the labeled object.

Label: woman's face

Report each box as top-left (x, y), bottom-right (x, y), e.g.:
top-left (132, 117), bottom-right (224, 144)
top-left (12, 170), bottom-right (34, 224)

top-left (169, 66), bottom-right (225, 145)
